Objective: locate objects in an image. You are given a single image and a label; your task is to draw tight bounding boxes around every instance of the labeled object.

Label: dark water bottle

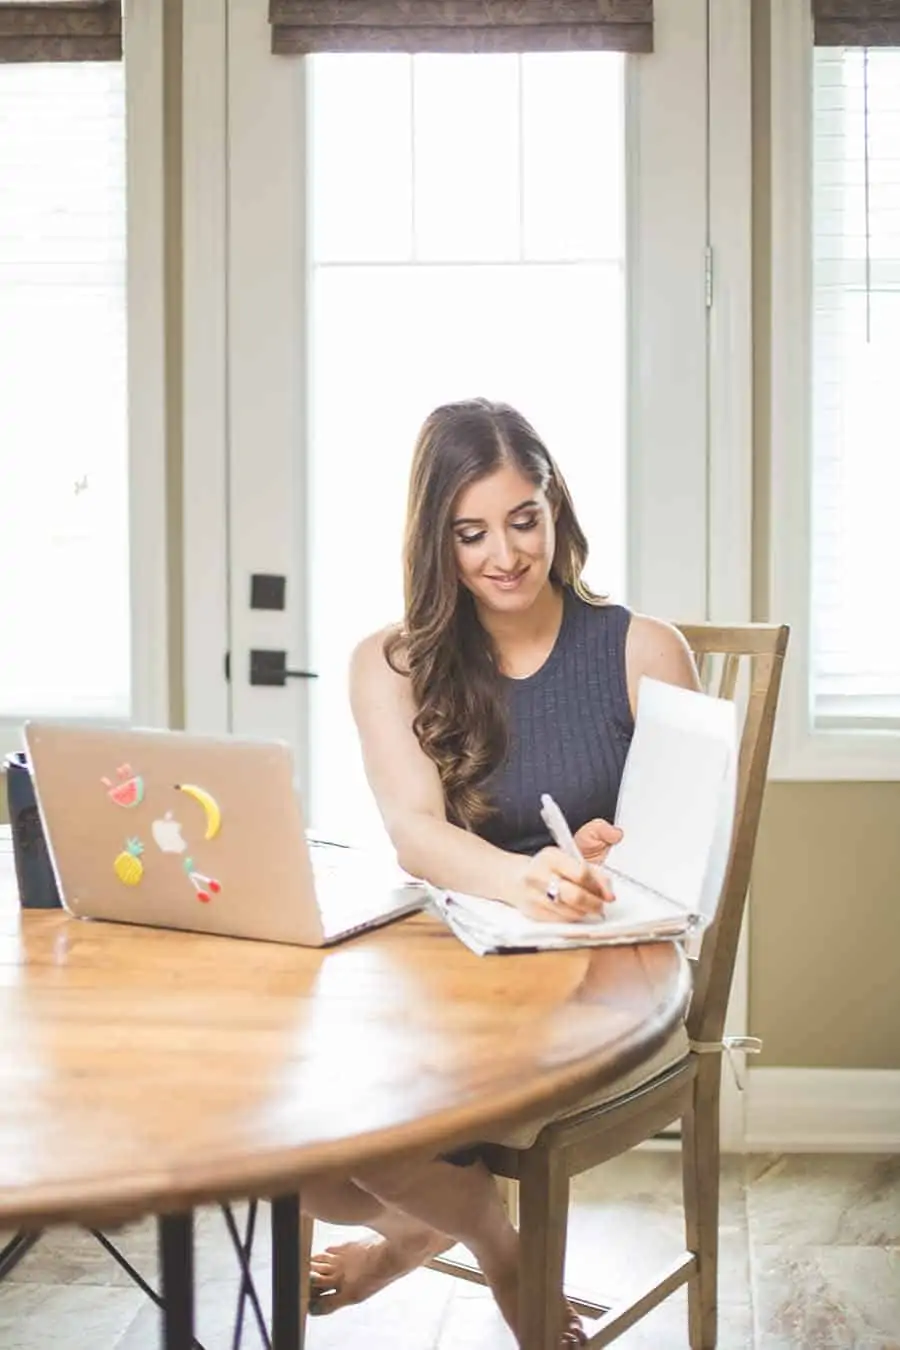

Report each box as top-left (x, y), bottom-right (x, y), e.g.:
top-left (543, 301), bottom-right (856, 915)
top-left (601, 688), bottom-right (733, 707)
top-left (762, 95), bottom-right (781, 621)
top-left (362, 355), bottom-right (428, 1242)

top-left (2, 752), bottom-right (62, 909)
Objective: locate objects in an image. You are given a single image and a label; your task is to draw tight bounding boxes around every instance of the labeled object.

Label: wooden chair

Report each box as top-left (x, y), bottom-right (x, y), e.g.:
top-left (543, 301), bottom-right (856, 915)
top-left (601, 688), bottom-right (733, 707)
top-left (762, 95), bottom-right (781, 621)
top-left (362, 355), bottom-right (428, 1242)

top-left (299, 623), bottom-right (789, 1350)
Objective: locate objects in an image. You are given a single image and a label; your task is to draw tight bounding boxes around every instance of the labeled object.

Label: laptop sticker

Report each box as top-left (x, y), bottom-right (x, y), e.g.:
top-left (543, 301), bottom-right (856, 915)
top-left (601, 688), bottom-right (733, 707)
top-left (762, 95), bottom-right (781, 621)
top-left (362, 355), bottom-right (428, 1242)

top-left (101, 764), bottom-right (144, 809)
top-left (184, 857), bottom-right (221, 904)
top-left (175, 783), bottom-right (221, 840)
top-left (151, 811), bottom-right (188, 855)
top-left (114, 838), bottom-right (145, 886)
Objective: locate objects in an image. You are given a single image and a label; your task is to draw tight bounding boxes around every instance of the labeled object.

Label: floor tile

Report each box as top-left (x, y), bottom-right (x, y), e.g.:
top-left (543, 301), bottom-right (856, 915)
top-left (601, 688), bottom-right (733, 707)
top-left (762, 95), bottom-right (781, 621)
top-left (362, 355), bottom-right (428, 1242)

top-left (437, 1283), bottom-right (515, 1350)
top-left (567, 1152), bottom-right (751, 1333)
top-left (0, 1222), bottom-right (159, 1289)
top-left (752, 1244), bottom-right (900, 1350)
top-left (0, 1283), bottom-right (142, 1350)
top-left (116, 1278), bottom-right (271, 1350)
top-left (746, 1154), bottom-right (900, 1247)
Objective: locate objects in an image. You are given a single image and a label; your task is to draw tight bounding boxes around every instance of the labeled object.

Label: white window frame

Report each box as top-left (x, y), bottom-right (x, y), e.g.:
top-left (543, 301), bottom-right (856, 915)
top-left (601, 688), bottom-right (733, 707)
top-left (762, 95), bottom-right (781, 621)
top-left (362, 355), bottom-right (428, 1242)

top-left (181, 0), bottom-right (753, 1148)
top-left (707, 0), bottom-right (752, 1155)
top-left (769, 0), bottom-right (900, 780)
top-left (0, 0), bottom-right (170, 760)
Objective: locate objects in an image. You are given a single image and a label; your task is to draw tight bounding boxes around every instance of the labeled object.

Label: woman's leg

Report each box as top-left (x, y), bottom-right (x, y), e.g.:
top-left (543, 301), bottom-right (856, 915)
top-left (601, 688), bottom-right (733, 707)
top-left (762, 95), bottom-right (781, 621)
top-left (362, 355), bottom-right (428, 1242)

top-left (301, 1175), bottom-right (454, 1312)
top-left (350, 1156), bottom-right (584, 1347)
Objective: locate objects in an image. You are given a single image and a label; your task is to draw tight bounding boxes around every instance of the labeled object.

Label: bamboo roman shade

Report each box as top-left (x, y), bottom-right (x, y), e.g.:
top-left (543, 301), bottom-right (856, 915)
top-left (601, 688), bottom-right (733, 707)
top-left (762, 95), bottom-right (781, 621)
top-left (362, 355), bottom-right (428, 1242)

top-left (0, 1), bottom-right (120, 62)
top-left (813, 1), bottom-right (900, 45)
top-left (269, 0), bottom-right (653, 56)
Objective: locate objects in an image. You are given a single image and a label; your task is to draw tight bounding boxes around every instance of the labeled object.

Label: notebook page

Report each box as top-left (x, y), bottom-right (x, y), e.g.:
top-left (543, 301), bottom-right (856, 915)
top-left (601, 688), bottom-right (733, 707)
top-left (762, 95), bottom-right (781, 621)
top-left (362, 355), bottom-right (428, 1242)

top-left (431, 884), bottom-right (692, 949)
top-left (605, 678), bottom-right (737, 913)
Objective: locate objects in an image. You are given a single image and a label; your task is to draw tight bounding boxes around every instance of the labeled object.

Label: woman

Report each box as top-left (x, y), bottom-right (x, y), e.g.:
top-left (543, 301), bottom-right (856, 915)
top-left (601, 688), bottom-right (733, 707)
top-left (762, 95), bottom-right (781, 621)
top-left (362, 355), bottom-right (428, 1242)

top-left (303, 399), bottom-right (699, 1346)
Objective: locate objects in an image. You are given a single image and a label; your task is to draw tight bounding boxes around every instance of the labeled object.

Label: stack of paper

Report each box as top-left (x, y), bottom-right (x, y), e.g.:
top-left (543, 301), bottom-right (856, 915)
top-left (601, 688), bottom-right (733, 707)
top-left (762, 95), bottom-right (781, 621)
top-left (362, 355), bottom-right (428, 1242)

top-left (429, 677), bottom-right (738, 955)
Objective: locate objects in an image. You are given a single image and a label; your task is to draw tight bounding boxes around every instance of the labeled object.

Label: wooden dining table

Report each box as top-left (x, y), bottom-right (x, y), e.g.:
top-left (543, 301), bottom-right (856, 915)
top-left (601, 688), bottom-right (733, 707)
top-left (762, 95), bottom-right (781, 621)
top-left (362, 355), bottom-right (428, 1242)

top-left (0, 825), bottom-right (691, 1349)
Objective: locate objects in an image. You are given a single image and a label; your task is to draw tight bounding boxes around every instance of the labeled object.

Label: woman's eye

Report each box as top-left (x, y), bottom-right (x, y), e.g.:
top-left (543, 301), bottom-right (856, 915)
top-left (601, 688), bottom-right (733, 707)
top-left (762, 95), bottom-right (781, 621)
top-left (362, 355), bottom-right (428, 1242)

top-left (456, 531), bottom-right (486, 546)
top-left (512, 517), bottom-right (539, 532)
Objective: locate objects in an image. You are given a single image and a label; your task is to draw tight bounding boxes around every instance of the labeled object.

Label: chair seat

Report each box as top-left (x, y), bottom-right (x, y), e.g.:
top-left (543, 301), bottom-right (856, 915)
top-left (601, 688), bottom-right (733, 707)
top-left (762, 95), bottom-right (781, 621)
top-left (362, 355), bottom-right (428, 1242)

top-left (485, 1021), bottom-right (690, 1150)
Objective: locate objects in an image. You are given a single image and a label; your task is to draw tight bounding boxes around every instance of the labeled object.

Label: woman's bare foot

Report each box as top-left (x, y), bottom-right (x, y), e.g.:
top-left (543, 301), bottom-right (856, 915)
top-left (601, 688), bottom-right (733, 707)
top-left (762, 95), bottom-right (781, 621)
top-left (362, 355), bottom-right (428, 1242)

top-left (309, 1228), bottom-right (454, 1314)
top-left (477, 1244), bottom-right (586, 1348)
top-left (561, 1303), bottom-right (587, 1346)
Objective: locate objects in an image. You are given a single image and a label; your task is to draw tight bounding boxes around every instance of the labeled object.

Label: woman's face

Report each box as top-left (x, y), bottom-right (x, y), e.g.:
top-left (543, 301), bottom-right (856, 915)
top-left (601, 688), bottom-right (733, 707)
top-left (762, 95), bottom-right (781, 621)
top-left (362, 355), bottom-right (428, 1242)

top-left (451, 461), bottom-right (556, 613)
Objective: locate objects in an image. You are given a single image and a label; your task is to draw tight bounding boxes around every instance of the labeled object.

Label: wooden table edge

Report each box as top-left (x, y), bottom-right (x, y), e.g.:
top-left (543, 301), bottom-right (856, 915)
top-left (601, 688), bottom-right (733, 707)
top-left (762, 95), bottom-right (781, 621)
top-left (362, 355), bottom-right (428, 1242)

top-left (0, 947), bottom-right (692, 1230)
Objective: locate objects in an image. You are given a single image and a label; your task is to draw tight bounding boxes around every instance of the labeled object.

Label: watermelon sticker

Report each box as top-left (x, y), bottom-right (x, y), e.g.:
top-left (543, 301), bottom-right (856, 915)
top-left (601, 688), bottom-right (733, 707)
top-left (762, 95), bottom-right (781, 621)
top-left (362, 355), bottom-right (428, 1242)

top-left (101, 763), bottom-right (145, 809)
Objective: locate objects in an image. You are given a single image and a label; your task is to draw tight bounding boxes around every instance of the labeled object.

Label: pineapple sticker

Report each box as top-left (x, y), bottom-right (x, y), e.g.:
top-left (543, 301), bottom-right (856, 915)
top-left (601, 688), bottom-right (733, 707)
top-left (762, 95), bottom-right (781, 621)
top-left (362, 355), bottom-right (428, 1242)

top-left (114, 838), bottom-right (145, 886)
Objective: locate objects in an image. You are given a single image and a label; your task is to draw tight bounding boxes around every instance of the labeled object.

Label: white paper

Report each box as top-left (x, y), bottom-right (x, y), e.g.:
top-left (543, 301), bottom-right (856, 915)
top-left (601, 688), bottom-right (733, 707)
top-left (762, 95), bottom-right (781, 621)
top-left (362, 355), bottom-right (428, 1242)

top-left (607, 677), bottom-right (737, 914)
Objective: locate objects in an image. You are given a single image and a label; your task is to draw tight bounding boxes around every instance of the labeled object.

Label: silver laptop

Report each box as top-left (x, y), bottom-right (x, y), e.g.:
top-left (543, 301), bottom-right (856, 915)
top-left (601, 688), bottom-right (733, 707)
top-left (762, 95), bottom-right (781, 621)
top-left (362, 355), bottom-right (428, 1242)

top-left (23, 721), bottom-right (425, 946)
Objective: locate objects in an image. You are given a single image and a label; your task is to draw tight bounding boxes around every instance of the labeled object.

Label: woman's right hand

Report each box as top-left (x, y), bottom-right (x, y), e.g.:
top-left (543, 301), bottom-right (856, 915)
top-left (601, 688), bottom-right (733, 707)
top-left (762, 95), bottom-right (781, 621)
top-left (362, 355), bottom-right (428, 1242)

top-left (506, 847), bottom-right (613, 924)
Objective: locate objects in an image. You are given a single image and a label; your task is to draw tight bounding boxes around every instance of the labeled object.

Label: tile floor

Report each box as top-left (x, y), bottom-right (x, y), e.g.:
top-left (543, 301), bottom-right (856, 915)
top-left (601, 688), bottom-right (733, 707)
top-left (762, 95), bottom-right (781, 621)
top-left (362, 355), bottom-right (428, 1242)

top-left (1, 1152), bottom-right (898, 1349)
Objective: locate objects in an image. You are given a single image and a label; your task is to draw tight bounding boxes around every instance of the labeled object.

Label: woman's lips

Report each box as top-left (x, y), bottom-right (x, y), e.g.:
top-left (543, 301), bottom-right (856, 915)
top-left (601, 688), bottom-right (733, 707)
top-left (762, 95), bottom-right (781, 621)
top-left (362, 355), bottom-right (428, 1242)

top-left (485, 567), bottom-right (528, 590)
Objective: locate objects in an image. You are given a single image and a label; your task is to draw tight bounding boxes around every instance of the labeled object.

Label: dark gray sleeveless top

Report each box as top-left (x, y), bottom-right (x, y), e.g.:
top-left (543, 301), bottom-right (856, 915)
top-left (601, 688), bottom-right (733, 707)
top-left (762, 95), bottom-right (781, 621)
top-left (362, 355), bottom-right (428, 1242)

top-left (478, 590), bottom-right (634, 855)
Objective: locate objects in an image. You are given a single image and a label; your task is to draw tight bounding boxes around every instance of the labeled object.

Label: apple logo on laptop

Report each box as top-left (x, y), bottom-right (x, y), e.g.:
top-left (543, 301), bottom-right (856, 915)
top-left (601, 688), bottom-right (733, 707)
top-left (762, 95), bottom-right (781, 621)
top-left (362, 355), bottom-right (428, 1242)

top-left (152, 812), bottom-right (187, 855)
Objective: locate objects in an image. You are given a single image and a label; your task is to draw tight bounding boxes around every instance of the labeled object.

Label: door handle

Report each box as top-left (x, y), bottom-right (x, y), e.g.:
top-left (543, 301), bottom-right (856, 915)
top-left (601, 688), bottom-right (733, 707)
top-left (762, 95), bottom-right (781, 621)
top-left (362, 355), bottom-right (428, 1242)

top-left (249, 649), bottom-right (319, 687)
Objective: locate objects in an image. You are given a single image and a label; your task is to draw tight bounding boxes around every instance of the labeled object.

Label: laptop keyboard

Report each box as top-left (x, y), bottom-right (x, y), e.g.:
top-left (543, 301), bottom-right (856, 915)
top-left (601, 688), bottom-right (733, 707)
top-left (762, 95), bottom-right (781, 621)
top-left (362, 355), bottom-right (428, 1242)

top-left (309, 840), bottom-right (424, 931)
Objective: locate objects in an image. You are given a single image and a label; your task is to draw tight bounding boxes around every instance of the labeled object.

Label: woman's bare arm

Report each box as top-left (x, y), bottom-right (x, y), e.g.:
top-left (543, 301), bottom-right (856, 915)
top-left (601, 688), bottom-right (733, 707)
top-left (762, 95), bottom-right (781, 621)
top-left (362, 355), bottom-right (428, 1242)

top-left (349, 630), bottom-right (606, 916)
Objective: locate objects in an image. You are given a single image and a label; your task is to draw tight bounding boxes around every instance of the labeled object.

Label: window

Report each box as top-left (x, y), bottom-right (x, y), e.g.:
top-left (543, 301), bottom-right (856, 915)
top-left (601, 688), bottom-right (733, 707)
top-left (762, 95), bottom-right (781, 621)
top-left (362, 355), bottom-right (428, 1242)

top-left (307, 52), bottom-right (626, 838)
top-left (812, 47), bottom-right (900, 731)
top-left (770, 2), bottom-right (900, 777)
top-left (0, 64), bottom-right (129, 729)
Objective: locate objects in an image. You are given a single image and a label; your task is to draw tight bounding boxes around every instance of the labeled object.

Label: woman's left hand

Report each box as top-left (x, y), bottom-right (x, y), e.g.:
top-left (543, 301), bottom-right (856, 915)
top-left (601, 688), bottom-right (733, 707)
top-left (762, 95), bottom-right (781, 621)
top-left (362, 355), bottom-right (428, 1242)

top-left (573, 818), bottom-right (623, 864)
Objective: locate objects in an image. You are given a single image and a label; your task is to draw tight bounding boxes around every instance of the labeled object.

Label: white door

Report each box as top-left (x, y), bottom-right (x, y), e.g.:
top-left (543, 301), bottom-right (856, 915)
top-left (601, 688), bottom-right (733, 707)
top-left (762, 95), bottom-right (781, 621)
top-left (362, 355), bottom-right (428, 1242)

top-left (185, 0), bottom-right (712, 825)
top-left (182, 0), bottom-right (752, 1139)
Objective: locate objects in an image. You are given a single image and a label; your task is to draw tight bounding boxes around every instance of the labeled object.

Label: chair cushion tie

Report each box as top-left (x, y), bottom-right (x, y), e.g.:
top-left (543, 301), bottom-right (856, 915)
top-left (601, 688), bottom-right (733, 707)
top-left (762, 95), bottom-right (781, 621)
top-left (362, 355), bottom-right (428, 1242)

top-left (689, 1035), bottom-right (762, 1091)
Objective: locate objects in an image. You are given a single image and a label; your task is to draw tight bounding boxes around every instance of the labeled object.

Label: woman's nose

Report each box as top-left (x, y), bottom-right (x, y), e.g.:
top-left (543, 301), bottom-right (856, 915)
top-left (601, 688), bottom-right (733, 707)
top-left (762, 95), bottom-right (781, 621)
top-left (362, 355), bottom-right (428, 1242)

top-left (488, 533), bottom-right (517, 572)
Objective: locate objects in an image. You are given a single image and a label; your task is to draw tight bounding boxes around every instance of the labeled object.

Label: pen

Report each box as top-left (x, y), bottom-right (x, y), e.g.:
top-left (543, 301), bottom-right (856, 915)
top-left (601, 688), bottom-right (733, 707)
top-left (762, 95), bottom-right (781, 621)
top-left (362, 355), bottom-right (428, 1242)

top-left (539, 793), bottom-right (586, 863)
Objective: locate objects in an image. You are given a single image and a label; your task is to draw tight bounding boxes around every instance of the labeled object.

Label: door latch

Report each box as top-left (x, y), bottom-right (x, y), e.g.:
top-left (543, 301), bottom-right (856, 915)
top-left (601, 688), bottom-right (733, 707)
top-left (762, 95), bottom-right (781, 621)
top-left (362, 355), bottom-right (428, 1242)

top-left (249, 650), bottom-right (318, 687)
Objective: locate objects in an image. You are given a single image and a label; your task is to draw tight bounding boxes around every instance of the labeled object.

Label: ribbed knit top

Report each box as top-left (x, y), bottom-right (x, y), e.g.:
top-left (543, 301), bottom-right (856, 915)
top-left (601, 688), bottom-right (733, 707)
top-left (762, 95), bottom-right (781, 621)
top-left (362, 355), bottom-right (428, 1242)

top-left (478, 589), bottom-right (634, 855)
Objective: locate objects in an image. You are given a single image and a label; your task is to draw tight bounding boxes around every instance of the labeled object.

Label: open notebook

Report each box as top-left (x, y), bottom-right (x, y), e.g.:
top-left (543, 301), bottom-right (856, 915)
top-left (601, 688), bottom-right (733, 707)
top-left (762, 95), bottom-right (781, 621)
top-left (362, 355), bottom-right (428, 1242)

top-left (429, 677), bottom-right (738, 954)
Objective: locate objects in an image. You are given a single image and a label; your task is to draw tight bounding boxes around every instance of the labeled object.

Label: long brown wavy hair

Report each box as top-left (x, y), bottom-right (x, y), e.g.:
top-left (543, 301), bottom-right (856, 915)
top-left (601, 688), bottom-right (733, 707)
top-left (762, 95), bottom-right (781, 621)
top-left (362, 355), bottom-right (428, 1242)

top-left (385, 399), bottom-right (600, 831)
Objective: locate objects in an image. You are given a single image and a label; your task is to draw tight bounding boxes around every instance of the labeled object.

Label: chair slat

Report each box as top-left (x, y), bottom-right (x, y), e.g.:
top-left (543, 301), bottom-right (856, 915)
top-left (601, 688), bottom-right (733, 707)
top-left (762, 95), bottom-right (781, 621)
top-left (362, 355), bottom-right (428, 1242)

top-left (718, 652), bottom-right (740, 700)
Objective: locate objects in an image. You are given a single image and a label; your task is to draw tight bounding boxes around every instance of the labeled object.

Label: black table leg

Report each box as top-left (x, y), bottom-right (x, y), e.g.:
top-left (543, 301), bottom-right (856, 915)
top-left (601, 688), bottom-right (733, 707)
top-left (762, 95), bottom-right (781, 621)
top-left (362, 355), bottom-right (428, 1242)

top-left (0, 1231), bottom-right (41, 1282)
top-left (158, 1212), bottom-right (195, 1350)
top-left (270, 1195), bottom-right (301, 1350)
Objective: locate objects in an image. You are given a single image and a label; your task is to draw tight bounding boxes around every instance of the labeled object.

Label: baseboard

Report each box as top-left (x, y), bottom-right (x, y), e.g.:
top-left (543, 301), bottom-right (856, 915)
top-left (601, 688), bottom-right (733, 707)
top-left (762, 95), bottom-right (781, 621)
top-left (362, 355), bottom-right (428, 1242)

top-left (744, 1068), bottom-right (900, 1153)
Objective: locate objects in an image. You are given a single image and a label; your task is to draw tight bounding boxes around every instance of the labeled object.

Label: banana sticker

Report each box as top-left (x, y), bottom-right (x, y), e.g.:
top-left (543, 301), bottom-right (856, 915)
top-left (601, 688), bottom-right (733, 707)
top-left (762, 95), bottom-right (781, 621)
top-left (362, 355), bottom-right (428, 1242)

top-left (175, 783), bottom-right (221, 840)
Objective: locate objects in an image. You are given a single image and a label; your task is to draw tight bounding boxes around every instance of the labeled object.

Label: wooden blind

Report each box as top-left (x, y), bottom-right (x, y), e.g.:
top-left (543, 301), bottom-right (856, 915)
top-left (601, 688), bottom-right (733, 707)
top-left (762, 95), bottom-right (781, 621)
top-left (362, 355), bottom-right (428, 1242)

top-left (813, 1), bottom-right (900, 46)
top-left (0, 1), bottom-right (121, 63)
top-left (269, 0), bottom-right (653, 56)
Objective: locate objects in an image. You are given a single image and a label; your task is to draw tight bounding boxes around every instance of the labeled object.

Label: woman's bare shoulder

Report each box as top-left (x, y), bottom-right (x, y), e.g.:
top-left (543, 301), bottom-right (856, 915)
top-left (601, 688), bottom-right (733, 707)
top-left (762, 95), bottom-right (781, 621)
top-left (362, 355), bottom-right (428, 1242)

top-left (625, 611), bottom-right (700, 693)
top-left (350, 624), bottom-right (410, 701)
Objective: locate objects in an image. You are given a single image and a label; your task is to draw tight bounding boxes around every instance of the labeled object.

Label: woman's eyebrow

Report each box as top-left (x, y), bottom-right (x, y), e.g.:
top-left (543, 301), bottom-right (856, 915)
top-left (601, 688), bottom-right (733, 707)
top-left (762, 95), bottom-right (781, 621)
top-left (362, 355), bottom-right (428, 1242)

top-left (451, 498), bottom-right (538, 528)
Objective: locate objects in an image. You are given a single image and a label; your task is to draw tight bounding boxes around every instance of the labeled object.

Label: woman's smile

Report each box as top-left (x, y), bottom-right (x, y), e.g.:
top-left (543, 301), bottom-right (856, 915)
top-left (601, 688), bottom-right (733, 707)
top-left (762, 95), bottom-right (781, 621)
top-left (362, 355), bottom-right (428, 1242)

top-left (484, 565), bottom-right (530, 591)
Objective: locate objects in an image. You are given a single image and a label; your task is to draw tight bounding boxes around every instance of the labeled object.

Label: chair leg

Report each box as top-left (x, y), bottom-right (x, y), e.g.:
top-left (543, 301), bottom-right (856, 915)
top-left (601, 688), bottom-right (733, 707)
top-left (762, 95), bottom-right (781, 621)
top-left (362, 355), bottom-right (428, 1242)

top-left (517, 1147), bottom-right (570, 1350)
top-left (298, 1211), bottom-right (314, 1347)
top-left (682, 1056), bottom-right (720, 1350)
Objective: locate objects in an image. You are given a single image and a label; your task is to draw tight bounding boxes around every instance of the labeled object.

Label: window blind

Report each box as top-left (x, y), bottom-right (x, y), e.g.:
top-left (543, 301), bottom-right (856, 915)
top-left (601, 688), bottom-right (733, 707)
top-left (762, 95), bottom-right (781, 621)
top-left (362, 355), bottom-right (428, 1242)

top-left (813, 1), bottom-right (900, 47)
top-left (811, 47), bottom-right (900, 729)
top-left (269, 0), bottom-right (653, 56)
top-left (0, 2), bottom-right (120, 63)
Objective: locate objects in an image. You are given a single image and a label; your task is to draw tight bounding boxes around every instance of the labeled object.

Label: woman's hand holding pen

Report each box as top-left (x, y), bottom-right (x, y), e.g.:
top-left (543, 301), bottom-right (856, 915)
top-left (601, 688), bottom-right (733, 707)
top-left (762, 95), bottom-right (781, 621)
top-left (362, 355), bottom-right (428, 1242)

top-left (502, 796), bottom-right (623, 923)
top-left (506, 848), bottom-right (614, 924)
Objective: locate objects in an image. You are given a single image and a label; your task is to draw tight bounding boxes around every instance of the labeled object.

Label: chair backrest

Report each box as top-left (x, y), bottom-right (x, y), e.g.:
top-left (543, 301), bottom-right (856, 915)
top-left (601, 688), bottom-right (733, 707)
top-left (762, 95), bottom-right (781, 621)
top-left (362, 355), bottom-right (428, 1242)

top-left (674, 623), bottom-right (790, 1045)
